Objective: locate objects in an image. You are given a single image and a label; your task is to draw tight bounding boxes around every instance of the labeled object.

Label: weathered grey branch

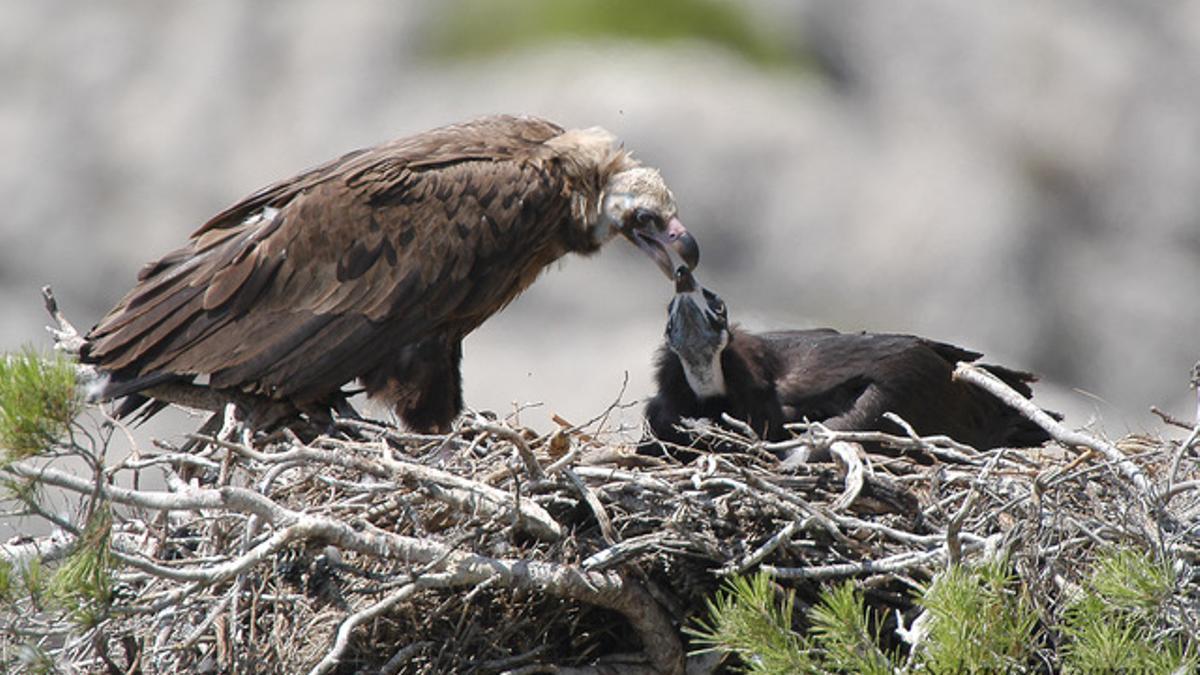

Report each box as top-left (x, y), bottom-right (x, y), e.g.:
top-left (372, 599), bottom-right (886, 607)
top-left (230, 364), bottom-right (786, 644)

top-left (945, 489), bottom-right (978, 567)
top-left (0, 530), bottom-right (74, 567)
top-left (42, 285), bottom-right (85, 355)
top-left (1167, 423), bottom-right (1200, 498)
top-left (582, 532), bottom-right (693, 571)
top-left (309, 579), bottom-right (431, 675)
top-left (828, 441), bottom-right (866, 512)
top-left (199, 431), bottom-right (564, 541)
top-left (776, 421), bottom-right (983, 464)
top-left (882, 412), bottom-right (981, 463)
top-left (564, 467), bottom-right (617, 545)
top-left (467, 417), bottom-right (547, 481)
top-left (763, 537), bottom-right (993, 580)
top-left (954, 362), bottom-right (1157, 499)
top-left (718, 520), bottom-right (798, 576)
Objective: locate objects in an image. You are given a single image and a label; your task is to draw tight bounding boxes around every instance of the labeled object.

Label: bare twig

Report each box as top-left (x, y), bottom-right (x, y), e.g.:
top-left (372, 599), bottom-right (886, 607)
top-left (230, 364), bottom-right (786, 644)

top-left (203, 430), bottom-right (564, 541)
top-left (717, 521), bottom-right (798, 576)
top-left (778, 421), bottom-right (982, 462)
top-left (954, 362), bottom-right (1157, 499)
top-left (467, 417), bottom-right (546, 481)
top-left (945, 490), bottom-right (978, 567)
top-left (0, 530), bottom-right (74, 567)
top-left (763, 537), bottom-right (992, 581)
top-left (718, 413), bottom-right (759, 443)
top-left (42, 285), bottom-right (85, 355)
top-left (1167, 424), bottom-right (1200, 498)
top-left (564, 468), bottom-right (617, 545)
top-left (309, 579), bottom-right (434, 675)
top-left (882, 412), bottom-right (981, 463)
top-left (582, 533), bottom-right (694, 571)
top-left (828, 441), bottom-right (866, 512)
top-left (1151, 406), bottom-right (1194, 430)
top-left (379, 641), bottom-right (435, 675)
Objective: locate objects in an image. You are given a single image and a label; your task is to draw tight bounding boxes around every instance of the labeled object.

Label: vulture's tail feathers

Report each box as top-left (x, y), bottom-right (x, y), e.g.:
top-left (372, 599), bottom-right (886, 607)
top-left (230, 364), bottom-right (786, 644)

top-left (113, 394), bottom-right (171, 426)
top-left (88, 371), bottom-right (181, 425)
top-left (92, 370), bottom-right (179, 402)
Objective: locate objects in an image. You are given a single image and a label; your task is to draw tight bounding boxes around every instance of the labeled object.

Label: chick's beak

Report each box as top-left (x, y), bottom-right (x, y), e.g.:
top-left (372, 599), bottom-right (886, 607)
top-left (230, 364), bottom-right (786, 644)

top-left (674, 265), bottom-right (698, 293)
top-left (627, 216), bottom-right (701, 280)
top-left (665, 269), bottom-right (721, 356)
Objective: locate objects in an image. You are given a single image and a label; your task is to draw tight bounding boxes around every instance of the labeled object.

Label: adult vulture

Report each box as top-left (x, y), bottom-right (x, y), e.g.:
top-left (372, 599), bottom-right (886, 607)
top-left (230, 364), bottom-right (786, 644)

top-left (644, 269), bottom-right (1052, 458)
top-left (80, 115), bottom-right (699, 432)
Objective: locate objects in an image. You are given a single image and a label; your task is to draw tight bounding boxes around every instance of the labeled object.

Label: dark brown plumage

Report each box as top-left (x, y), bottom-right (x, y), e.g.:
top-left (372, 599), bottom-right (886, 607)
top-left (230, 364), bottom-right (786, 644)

top-left (81, 115), bottom-right (698, 431)
top-left (645, 270), bottom-right (1052, 457)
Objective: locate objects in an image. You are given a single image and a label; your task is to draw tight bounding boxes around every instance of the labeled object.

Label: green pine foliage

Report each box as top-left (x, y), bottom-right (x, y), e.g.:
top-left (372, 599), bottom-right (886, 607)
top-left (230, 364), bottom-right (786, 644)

top-left (693, 562), bottom-right (1037, 672)
top-left (47, 508), bottom-right (114, 626)
top-left (19, 556), bottom-right (46, 610)
top-left (13, 642), bottom-right (57, 675)
top-left (0, 557), bottom-right (12, 603)
top-left (688, 573), bottom-right (900, 674)
top-left (687, 572), bottom-right (816, 673)
top-left (917, 559), bottom-right (1038, 672)
top-left (1086, 547), bottom-right (1173, 617)
top-left (807, 581), bottom-right (894, 675)
top-left (0, 348), bottom-right (79, 461)
top-left (1060, 549), bottom-right (1196, 673)
top-left (695, 551), bottom-right (1196, 673)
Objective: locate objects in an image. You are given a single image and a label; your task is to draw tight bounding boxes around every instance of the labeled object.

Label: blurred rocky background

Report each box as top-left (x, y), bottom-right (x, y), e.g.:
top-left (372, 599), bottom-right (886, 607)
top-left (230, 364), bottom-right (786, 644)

top-left (3, 0), bottom-right (1199, 437)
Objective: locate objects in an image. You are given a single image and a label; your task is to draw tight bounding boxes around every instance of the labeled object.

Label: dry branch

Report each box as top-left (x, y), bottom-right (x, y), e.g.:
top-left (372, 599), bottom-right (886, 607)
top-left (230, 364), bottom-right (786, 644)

top-left (954, 362), bottom-right (1157, 498)
top-left (762, 537), bottom-right (992, 581)
top-left (827, 441), bottom-right (866, 512)
top-left (465, 416), bottom-right (546, 482)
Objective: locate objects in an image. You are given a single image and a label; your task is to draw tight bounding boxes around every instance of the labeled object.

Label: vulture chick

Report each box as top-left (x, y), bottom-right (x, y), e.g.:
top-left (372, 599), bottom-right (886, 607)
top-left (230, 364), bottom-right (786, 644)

top-left (81, 115), bottom-right (699, 432)
top-left (644, 269), bottom-right (1052, 458)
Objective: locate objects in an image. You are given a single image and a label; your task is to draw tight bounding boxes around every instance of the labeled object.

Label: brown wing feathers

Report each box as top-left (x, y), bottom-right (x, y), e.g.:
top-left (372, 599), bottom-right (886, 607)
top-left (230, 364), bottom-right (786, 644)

top-left (81, 115), bottom-right (581, 415)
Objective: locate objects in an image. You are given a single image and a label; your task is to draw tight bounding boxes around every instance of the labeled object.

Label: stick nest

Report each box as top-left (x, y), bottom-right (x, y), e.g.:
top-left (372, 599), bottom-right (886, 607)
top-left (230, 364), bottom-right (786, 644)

top-left (3, 288), bottom-right (1199, 674)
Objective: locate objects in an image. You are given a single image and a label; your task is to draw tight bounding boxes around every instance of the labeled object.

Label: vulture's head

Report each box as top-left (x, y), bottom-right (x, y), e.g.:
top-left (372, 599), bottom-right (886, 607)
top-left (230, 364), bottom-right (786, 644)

top-left (599, 167), bottom-right (700, 278)
top-left (665, 267), bottom-right (729, 397)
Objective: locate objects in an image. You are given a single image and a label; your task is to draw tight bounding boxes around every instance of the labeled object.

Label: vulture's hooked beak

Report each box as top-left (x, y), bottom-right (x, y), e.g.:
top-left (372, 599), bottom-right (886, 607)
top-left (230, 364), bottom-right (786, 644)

top-left (666, 267), bottom-right (728, 357)
top-left (627, 216), bottom-right (700, 280)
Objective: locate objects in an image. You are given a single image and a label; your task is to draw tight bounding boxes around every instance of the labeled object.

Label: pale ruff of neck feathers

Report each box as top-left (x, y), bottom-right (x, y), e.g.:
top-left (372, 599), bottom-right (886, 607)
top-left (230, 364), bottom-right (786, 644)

top-left (544, 126), bottom-right (639, 229)
top-left (681, 350), bottom-right (728, 399)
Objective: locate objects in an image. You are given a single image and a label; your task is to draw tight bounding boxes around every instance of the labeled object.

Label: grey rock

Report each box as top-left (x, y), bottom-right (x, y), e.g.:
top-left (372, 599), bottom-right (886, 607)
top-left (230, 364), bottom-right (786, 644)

top-left (3, 0), bottom-right (1197, 438)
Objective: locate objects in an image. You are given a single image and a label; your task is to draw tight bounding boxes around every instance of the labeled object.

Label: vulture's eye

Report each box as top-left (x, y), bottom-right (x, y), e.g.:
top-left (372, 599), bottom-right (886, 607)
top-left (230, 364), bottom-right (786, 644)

top-left (635, 209), bottom-right (659, 227)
